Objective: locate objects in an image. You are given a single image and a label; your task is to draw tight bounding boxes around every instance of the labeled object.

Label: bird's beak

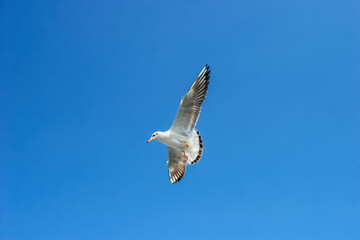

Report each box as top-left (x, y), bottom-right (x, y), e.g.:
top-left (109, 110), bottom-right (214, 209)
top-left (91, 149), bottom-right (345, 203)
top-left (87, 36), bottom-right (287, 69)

top-left (147, 138), bottom-right (153, 143)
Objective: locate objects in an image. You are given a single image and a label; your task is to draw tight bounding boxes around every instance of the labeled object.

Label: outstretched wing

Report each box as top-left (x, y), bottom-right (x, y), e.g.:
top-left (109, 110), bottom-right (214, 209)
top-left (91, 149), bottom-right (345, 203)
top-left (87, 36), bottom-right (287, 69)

top-left (170, 65), bottom-right (210, 136)
top-left (167, 147), bottom-right (187, 184)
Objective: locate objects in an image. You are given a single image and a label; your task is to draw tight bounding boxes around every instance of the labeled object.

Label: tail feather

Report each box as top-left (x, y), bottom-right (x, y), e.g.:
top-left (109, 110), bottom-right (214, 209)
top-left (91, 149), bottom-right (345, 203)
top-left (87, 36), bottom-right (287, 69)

top-left (190, 129), bottom-right (203, 165)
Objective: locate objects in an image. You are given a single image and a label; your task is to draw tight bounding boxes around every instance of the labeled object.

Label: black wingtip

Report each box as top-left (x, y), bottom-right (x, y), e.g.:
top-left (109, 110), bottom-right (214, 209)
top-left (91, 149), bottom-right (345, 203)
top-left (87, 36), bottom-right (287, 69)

top-left (204, 67), bottom-right (211, 81)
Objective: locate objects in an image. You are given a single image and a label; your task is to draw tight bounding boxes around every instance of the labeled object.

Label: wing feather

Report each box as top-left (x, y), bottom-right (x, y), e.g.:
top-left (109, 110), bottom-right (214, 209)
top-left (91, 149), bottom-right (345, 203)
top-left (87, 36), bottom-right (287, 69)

top-left (170, 65), bottom-right (210, 135)
top-left (167, 147), bottom-right (187, 184)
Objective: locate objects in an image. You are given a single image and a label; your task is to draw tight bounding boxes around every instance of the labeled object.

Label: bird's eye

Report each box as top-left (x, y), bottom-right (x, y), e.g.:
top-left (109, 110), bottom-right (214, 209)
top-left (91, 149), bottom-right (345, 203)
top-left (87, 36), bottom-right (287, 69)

top-left (152, 134), bottom-right (155, 137)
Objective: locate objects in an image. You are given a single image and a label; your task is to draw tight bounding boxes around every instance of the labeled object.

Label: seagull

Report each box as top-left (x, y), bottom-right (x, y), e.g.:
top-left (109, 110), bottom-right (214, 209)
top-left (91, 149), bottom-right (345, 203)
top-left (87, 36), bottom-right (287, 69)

top-left (147, 65), bottom-right (211, 183)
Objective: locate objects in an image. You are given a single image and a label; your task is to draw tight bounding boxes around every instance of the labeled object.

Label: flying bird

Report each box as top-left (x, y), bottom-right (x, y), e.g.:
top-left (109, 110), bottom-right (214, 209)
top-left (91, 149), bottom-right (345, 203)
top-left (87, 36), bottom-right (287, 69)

top-left (147, 65), bottom-right (211, 183)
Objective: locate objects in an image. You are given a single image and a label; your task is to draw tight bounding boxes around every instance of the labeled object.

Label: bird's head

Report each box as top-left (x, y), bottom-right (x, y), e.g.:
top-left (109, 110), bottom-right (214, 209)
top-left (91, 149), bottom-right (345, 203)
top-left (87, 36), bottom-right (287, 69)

top-left (147, 131), bottom-right (160, 143)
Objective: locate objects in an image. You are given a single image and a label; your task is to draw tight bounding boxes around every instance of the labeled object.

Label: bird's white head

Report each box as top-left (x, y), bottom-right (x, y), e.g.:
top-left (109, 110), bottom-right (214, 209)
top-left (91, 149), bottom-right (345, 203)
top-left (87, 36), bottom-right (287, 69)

top-left (147, 131), bottom-right (161, 143)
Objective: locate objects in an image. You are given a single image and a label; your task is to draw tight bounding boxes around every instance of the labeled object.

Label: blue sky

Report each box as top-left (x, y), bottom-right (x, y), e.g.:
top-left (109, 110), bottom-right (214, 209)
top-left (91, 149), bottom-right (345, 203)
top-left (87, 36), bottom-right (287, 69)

top-left (1, 0), bottom-right (359, 239)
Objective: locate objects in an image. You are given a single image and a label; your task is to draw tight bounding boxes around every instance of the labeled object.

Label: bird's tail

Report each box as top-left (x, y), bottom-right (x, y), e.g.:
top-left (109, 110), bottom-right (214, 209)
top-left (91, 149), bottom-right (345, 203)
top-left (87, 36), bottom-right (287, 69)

top-left (186, 129), bottom-right (203, 165)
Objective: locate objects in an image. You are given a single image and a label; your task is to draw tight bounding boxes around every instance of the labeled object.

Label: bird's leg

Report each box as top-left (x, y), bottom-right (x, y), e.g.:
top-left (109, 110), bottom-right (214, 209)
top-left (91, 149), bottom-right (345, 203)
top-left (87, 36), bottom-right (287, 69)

top-left (183, 141), bottom-right (189, 148)
top-left (182, 150), bottom-right (188, 160)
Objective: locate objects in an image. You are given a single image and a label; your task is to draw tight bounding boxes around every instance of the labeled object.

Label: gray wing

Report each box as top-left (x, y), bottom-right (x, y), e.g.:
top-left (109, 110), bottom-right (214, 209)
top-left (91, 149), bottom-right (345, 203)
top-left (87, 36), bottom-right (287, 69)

top-left (167, 147), bottom-right (187, 184)
top-left (170, 65), bottom-right (210, 136)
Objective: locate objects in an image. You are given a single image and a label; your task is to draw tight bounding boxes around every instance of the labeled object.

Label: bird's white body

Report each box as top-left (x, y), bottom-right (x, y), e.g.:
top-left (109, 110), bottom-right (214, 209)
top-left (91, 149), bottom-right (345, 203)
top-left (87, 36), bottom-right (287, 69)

top-left (155, 131), bottom-right (185, 150)
top-left (156, 130), bottom-right (201, 164)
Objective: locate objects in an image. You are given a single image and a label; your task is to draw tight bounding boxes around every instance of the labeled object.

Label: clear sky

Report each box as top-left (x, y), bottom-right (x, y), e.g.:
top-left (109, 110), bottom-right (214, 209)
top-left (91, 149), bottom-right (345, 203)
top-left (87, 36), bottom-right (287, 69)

top-left (1, 0), bottom-right (359, 239)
